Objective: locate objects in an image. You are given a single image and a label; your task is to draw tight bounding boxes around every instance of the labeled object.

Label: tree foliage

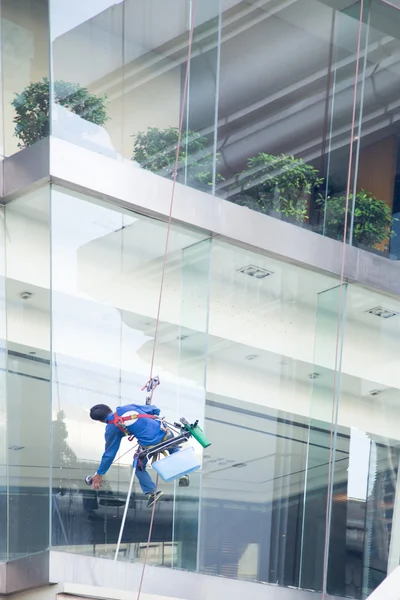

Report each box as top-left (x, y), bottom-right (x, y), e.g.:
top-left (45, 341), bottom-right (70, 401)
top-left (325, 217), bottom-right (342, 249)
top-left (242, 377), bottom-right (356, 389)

top-left (229, 153), bottom-right (323, 222)
top-left (132, 126), bottom-right (222, 191)
top-left (12, 78), bottom-right (108, 148)
top-left (319, 189), bottom-right (394, 247)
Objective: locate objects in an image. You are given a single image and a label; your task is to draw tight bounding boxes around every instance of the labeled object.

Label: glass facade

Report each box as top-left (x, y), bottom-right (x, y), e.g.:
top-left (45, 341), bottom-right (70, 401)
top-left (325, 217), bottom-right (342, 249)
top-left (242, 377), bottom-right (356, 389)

top-left (1, 2), bottom-right (400, 600)
top-left (0, 183), bottom-right (399, 599)
top-left (3, 0), bottom-right (400, 257)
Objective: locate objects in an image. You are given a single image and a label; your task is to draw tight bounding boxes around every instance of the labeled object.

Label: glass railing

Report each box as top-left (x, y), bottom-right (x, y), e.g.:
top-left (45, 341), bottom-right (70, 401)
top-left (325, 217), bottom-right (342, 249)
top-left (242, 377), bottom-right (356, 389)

top-left (1, 0), bottom-right (399, 258)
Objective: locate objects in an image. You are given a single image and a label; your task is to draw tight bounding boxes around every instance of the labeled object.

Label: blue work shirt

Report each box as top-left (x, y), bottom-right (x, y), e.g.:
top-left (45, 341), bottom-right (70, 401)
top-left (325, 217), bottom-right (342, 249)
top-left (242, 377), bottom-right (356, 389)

top-left (96, 404), bottom-right (165, 476)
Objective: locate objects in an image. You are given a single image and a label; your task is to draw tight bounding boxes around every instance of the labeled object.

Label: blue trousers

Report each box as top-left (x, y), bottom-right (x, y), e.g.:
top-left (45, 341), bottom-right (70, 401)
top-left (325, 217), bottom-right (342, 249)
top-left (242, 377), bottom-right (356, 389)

top-left (135, 436), bottom-right (179, 495)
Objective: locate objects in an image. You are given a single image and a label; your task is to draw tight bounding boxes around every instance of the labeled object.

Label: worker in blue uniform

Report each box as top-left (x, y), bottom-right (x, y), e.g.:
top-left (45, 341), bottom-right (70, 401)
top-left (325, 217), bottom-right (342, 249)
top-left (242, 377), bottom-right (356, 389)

top-left (89, 403), bottom-right (187, 508)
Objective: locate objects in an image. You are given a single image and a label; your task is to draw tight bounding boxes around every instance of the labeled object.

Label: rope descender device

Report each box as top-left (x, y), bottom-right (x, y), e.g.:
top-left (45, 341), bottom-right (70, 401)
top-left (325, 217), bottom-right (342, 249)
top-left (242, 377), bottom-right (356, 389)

top-left (141, 376), bottom-right (160, 405)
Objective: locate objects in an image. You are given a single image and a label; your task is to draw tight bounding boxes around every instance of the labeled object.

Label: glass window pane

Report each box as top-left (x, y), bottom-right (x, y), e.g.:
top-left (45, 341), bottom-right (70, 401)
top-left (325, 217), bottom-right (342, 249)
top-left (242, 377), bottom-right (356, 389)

top-left (0, 206), bottom-right (6, 561)
top-left (50, 184), bottom-right (209, 562)
top-left (2, 0), bottom-right (49, 156)
top-left (48, 0), bottom-right (221, 196)
top-left (5, 187), bottom-right (51, 559)
top-left (300, 284), bottom-right (348, 595)
top-left (337, 283), bottom-right (400, 597)
top-left (198, 238), bottom-right (340, 588)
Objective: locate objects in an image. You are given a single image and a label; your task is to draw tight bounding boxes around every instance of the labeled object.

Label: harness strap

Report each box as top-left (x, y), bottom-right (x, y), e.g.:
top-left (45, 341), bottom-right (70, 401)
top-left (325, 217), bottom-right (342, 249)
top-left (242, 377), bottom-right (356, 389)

top-left (118, 414), bottom-right (157, 423)
top-left (110, 412), bottom-right (163, 440)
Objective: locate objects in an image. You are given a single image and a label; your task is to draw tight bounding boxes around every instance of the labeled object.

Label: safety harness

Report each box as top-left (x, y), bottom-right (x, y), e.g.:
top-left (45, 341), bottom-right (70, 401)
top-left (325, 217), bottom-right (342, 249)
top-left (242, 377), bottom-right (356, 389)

top-left (110, 412), bottom-right (161, 440)
top-left (109, 377), bottom-right (169, 464)
top-left (110, 411), bottom-right (169, 462)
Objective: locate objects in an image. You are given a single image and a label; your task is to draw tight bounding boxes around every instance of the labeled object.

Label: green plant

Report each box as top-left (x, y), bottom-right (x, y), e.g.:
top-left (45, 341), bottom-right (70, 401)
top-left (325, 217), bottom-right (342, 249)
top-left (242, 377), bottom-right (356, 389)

top-left (229, 153), bottom-right (323, 221)
top-left (12, 77), bottom-right (108, 148)
top-left (132, 126), bottom-right (223, 191)
top-left (319, 189), bottom-right (394, 247)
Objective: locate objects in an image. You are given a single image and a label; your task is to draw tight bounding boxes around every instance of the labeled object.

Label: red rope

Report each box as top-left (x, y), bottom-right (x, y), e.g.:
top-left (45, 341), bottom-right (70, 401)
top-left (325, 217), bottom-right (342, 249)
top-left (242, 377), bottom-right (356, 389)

top-left (321, 1), bottom-right (364, 598)
top-left (136, 474), bottom-right (159, 600)
top-left (135, 3), bottom-right (198, 599)
top-left (147, 0), bottom-right (198, 387)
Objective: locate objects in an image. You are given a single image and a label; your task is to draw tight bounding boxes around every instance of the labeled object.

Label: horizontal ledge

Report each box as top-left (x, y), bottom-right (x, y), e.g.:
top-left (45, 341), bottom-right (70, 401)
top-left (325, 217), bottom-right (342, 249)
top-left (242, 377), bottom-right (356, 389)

top-left (0, 549), bottom-right (342, 600)
top-left (3, 136), bottom-right (400, 298)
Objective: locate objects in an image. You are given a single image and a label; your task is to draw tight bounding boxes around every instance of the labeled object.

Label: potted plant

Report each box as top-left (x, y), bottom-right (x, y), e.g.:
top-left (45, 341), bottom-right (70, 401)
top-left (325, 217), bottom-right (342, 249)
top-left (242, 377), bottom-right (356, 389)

top-left (12, 77), bottom-right (108, 148)
top-left (132, 126), bottom-right (223, 192)
top-left (229, 153), bottom-right (323, 222)
top-left (319, 189), bottom-right (394, 248)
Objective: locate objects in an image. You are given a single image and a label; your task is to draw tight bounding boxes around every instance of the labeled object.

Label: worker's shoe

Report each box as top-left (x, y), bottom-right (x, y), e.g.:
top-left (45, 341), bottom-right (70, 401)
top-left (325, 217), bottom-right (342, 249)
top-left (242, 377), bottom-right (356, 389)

top-left (146, 490), bottom-right (164, 508)
top-left (178, 475), bottom-right (190, 487)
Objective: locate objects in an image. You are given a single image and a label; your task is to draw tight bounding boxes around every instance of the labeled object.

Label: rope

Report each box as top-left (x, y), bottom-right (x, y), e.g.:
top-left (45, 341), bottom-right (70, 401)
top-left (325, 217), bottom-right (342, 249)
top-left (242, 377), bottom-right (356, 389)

top-left (112, 442), bottom-right (138, 466)
top-left (321, 2), bottom-right (364, 598)
top-left (135, 3), bottom-right (198, 599)
top-left (147, 0), bottom-right (198, 388)
top-left (136, 474), bottom-right (159, 598)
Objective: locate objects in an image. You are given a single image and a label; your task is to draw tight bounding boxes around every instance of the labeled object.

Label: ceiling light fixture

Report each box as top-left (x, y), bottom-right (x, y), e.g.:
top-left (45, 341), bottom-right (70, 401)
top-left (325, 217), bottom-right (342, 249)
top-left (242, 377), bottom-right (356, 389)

top-left (309, 373), bottom-right (320, 380)
top-left (176, 335), bottom-right (189, 341)
top-left (245, 354), bottom-right (259, 360)
top-left (20, 291), bottom-right (32, 300)
top-left (366, 306), bottom-right (398, 319)
top-left (8, 445), bottom-right (24, 451)
top-left (232, 462), bottom-right (247, 468)
top-left (369, 389), bottom-right (381, 396)
top-left (238, 265), bottom-right (273, 279)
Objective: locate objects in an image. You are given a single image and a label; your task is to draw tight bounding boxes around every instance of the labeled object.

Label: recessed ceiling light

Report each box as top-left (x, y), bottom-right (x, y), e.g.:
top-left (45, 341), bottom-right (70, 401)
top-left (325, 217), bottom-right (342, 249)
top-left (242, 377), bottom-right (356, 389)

top-left (245, 354), bottom-right (259, 360)
top-left (8, 445), bottom-right (24, 451)
top-left (366, 306), bottom-right (398, 319)
top-left (232, 462), bottom-right (247, 468)
top-left (20, 291), bottom-right (32, 300)
top-left (309, 373), bottom-right (320, 380)
top-left (238, 265), bottom-right (273, 279)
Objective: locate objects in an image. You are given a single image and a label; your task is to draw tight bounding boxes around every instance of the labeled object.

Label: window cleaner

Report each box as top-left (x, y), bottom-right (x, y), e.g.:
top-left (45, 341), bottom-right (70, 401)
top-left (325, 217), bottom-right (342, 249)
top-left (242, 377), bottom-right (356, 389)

top-left (86, 377), bottom-right (211, 509)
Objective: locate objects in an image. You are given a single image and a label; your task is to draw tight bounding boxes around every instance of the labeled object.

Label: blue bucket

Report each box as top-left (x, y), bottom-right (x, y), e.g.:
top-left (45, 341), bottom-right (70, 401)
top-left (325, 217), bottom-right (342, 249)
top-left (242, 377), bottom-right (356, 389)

top-left (152, 447), bottom-right (201, 482)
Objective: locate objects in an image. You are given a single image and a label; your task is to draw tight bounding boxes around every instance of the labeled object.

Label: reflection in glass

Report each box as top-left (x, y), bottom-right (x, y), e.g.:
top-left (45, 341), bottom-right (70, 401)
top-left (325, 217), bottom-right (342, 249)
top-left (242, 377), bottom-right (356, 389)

top-left (199, 240), bottom-right (340, 587)
top-left (48, 0), bottom-right (221, 194)
top-left (4, 188), bottom-right (51, 558)
top-left (2, 0), bottom-right (400, 259)
top-left (1, 181), bottom-right (400, 598)
top-left (2, 0), bottom-right (49, 156)
top-left (300, 285), bottom-right (348, 595)
top-left (50, 185), bottom-right (209, 562)
top-left (0, 207), bottom-right (6, 561)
